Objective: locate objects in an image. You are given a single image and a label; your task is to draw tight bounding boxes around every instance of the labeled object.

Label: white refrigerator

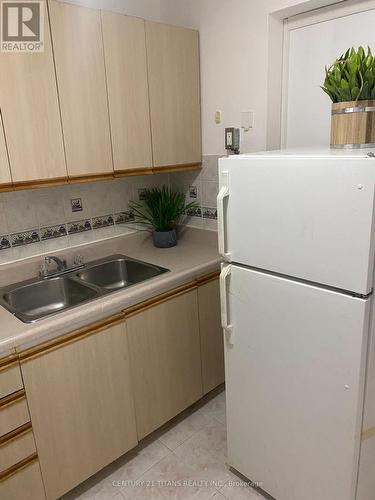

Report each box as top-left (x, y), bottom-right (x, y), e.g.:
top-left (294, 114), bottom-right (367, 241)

top-left (218, 149), bottom-right (375, 500)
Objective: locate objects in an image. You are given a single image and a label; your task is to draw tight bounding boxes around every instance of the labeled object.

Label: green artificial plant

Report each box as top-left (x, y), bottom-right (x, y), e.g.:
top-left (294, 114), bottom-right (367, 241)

top-left (128, 185), bottom-right (198, 232)
top-left (321, 46), bottom-right (375, 103)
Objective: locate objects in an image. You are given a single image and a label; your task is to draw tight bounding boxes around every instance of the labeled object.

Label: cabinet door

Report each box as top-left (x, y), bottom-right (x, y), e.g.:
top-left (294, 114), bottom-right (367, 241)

top-left (198, 278), bottom-right (225, 394)
top-left (0, 396), bottom-right (30, 437)
top-left (127, 289), bottom-right (203, 439)
top-left (101, 12), bottom-right (152, 175)
top-left (0, 460), bottom-right (46, 500)
top-left (21, 323), bottom-right (137, 499)
top-left (0, 429), bottom-right (36, 472)
top-left (0, 117), bottom-right (11, 189)
top-left (49, 0), bottom-right (113, 179)
top-left (146, 22), bottom-right (202, 171)
top-left (0, 3), bottom-right (66, 185)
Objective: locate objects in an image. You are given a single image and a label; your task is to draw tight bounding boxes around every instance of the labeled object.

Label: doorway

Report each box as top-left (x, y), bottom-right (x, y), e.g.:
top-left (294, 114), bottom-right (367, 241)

top-left (268, 0), bottom-right (375, 149)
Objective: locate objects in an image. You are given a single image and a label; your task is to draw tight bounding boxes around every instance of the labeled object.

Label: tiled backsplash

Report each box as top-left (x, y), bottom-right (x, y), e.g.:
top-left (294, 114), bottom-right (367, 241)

top-left (170, 154), bottom-right (220, 231)
top-left (0, 156), bottom-right (220, 265)
top-left (0, 173), bottom-right (167, 264)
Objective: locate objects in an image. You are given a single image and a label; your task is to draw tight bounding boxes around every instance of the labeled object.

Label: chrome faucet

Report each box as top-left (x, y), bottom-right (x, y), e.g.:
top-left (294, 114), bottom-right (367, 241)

top-left (45, 255), bottom-right (67, 272)
top-left (39, 254), bottom-right (84, 278)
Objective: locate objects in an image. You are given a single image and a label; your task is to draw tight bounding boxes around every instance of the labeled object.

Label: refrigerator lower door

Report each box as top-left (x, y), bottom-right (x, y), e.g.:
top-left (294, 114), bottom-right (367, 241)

top-left (219, 155), bottom-right (375, 295)
top-left (222, 264), bottom-right (371, 500)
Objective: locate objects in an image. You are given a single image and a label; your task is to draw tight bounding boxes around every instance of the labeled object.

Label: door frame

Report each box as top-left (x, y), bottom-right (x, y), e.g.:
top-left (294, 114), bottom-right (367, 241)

top-left (266, 0), bottom-right (375, 150)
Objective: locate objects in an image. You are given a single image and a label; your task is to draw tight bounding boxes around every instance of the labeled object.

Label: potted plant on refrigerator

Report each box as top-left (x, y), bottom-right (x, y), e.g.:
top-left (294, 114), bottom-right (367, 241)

top-left (321, 46), bottom-right (375, 148)
top-left (128, 185), bottom-right (198, 248)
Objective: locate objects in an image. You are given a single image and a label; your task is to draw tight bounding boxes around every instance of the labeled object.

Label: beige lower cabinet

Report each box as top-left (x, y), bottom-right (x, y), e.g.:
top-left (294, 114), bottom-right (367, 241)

top-left (0, 361), bottom-right (23, 399)
top-left (9, 273), bottom-right (222, 497)
top-left (0, 426), bottom-right (36, 472)
top-left (20, 320), bottom-right (138, 500)
top-left (0, 459), bottom-right (46, 500)
top-left (127, 287), bottom-right (203, 439)
top-left (198, 278), bottom-right (225, 394)
top-left (0, 393), bottom-right (30, 437)
top-left (0, 117), bottom-right (12, 190)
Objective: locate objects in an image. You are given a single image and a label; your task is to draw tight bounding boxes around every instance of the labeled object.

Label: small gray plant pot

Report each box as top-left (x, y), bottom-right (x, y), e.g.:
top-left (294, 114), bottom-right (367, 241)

top-left (153, 229), bottom-right (177, 248)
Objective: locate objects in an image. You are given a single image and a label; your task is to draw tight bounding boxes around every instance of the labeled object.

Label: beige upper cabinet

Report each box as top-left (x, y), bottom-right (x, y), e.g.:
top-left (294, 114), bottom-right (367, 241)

top-left (146, 21), bottom-right (202, 170)
top-left (101, 12), bottom-right (152, 174)
top-left (0, 116), bottom-right (11, 188)
top-left (0, 3), bottom-right (67, 185)
top-left (127, 288), bottom-right (203, 440)
top-left (21, 322), bottom-right (138, 499)
top-left (49, 0), bottom-right (113, 179)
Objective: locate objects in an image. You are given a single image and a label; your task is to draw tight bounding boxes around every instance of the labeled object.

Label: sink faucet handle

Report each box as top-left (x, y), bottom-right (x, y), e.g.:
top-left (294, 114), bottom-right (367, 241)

top-left (74, 254), bottom-right (84, 266)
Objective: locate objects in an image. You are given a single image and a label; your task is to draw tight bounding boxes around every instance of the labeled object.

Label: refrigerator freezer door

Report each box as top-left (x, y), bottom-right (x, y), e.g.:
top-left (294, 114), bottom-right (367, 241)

top-left (223, 264), bottom-right (370, 500)
top-left (219, 155), bottom-right (375, 294)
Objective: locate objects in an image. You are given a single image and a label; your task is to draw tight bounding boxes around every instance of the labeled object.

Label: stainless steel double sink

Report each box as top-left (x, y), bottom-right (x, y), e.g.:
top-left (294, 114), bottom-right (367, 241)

top-left (0, 255), bottom-right (169, 323)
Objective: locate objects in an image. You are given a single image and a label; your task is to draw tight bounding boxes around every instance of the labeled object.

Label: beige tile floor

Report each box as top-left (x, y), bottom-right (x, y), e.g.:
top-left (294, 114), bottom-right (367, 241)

top-left (62, 390), bottom-right (264, 500)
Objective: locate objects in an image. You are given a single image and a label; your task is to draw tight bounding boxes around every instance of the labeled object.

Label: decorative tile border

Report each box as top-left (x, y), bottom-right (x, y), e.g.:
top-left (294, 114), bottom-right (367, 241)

top-left (186, 206), bottom-right (202, 218)
top-left (40, 224), bottom-right (67, 241)
top-left (92, 214), bottom-right (114, 230)
top-left (0, 207), bottom-right (142, 250)
top-left (115, 211), bottom-right (134, 225)
top-left (169, 157), bottom-right (219, 230)
top-left (202, 206), bottom-right (217, 220)
top-left (0, 235), bottom-right (11, 250)
top-left (67, 219), bottom-right (92, 235)
top-left (10, 229), bottom-right (40, 247)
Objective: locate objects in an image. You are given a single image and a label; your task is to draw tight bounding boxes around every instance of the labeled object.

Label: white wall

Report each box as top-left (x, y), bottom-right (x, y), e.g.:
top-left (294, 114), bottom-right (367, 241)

top-left (160, 0), bottom-right (343, 155)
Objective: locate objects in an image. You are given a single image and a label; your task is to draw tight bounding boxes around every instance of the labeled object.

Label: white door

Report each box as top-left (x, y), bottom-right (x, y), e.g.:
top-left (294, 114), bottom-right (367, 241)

top-left (219, 154), bottom-right (375, 295)
top-left (221, 263), bottom-right (370, 500)
top-left (284, 3), bottom-right (375, 148)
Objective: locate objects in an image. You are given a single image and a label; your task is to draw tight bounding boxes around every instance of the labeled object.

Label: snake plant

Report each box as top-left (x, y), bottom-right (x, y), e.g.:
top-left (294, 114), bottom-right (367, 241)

top-left (321, 46), bottom-right (375, 103)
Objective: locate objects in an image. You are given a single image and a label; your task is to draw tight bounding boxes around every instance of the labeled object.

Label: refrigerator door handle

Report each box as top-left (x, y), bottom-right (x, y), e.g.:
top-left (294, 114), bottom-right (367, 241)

top-left (217, 170), bottom-right (231, 261)
top-left (220, 264), bottom-right (234, 344)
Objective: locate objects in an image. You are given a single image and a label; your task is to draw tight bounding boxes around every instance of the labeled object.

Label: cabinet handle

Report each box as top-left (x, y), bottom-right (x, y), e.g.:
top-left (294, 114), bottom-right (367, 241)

top-left (220, 264), bottom-right (234, 345)
top-left (217, 170), bottom-right (230, 261)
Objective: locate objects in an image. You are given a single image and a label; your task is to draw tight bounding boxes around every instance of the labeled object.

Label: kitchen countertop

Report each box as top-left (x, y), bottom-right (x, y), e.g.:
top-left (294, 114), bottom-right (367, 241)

top-left (0, 227), bottom-right (220, 356)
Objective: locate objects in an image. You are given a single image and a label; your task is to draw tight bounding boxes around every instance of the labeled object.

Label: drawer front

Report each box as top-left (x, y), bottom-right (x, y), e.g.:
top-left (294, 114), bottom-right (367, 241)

top-left (0, 426), bottom-right (36, 472)
top-left (0, 363), bottom-right (23, 399)
top-left (0, 459), bottom-right (46, 500)
top-left (0, 394), bottom-right (30, 437)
